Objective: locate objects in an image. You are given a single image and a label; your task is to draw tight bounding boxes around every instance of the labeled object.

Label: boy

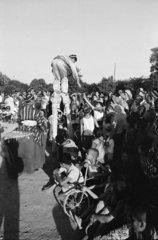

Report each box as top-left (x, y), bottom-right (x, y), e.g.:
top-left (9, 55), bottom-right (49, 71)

top-left (53, 153), bottom-right (84, 200)
top-left (83, 148), bottom-right (108, 181)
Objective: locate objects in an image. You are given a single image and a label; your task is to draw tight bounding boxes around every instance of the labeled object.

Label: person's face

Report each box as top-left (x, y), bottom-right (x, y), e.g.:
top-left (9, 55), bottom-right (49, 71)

top-left (71, 58), bottom-right (76, 63)
top-left (93, 96), bottom-right (97, 101)
top-left (96, 103), bottom-right (101, 108)
top-left (106, 107), bottom-right (113, 116)
top-left (72, 95), bottom-right (76, 100)
top-left (31, 89), bottom-right (35, 95)
top-left (104, 96), bottom-right (108, 102)
top-left (86, 151), bottom-right (94, 163)
top-left (136, 97), bottom-right (142, 105)
top-left (133, 218), bottom-right (146, 233)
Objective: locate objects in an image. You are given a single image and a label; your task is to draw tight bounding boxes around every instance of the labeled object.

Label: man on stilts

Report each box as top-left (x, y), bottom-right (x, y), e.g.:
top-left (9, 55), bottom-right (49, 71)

top-left (51, 54), bottom-right (82, 151)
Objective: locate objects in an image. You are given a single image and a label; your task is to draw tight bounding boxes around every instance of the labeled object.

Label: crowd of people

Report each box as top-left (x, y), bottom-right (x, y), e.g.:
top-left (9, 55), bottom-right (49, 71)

top-left (45, 87), bottom-right (158, 239)
top-left (1, 85), bottom-right (158, 239)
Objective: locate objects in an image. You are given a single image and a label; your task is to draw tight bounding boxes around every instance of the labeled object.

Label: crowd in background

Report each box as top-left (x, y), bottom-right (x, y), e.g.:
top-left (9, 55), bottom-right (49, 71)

top-left (1, 86), bottom-right (158, 239)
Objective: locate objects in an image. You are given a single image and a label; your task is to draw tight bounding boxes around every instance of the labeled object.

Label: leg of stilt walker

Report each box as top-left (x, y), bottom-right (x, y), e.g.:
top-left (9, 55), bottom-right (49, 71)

top-left (52, 78), bottom-right (61, 152)
top-left (61, 77), bottom-right (73, 139)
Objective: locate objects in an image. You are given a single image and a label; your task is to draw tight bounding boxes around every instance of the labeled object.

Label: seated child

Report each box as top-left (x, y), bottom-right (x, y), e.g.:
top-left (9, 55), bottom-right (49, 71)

top-left (127, 207), bottom-right (158, 239)
top-left (53, 153), bottom-right (84, 198)
top-left (83, 148), bottom-right (100, 178)
top-left (91, 128), bottom-right (106, 164)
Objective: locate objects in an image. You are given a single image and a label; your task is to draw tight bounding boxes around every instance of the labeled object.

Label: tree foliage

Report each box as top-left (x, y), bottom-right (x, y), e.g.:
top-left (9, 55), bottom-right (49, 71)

top-left (0, 72), bottom-right (11, 86)
top-left (1, 47), bottom-right (158, 97)
top-left (97, 76), bottom-right (115, 94)
top-left (150, 47), bottom-right (158, 81)
top-left (30, 79), bottom-right (47, 93)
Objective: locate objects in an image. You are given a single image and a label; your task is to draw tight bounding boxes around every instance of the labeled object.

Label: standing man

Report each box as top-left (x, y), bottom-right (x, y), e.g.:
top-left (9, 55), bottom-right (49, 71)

top-left (51, 54), bottom-right (82, 151)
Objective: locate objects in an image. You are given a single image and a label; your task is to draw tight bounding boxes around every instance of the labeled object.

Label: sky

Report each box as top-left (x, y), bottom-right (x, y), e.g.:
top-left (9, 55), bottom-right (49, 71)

top-left (0, 0), bottom-right (158, 85)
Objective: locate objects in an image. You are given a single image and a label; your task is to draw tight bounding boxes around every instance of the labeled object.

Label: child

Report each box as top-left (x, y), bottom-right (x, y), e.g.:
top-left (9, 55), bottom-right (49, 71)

top-left (83, 148), bottom-right (100, 178)
top-left (53, 153), bottom-right (84, 199)
top-left (127, 207), bottom-right (158, 239)
top-left (91, 128), bottom-right (106, 164)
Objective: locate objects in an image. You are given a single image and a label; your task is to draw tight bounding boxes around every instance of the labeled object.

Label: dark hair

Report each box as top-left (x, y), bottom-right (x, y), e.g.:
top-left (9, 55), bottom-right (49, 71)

top-left (70, 147), bottom-right (79, 157)
top-left (60, 153), bottom-right (72, 165)
top-left (126, 112), bottom-right (140, 127)
top-left (55, 134), bottom-right (65, 145)
top-left (137, 118), bottom-right (147, 131)
top-left (93, 128), bottom-right (103, 138)
top-left (131, 207), bottom-right (155, 240)
top-left (132, 207), bottom-right (147, 222)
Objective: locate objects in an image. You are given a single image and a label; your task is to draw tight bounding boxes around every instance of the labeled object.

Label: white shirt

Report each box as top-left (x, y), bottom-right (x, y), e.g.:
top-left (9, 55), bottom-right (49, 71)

top-left (4, 96), bottom-right (15, 114)
top-left (41, 95), bottom-right (49, 109)
top-left (83, 115), bottom-right (95, 133)
top-left (94, 110), bottom-right (104, 121)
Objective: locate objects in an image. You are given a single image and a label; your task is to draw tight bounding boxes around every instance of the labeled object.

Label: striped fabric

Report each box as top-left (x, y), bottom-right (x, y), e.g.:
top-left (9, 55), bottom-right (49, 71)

top-left (17, 105), bottom-right (47, 146)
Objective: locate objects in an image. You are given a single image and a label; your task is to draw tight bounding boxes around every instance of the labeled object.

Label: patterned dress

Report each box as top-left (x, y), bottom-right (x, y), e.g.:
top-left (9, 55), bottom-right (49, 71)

top-left (17, 104), bottom-right (47, 146)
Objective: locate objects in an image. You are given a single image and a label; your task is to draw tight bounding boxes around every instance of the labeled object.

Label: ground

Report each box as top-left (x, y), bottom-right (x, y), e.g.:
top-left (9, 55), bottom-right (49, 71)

top-left (0, 122), bottom-right (84, 240)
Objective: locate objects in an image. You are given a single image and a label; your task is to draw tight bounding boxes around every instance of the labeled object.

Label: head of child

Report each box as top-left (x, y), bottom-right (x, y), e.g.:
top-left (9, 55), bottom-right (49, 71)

top-left (86, 148), bottom-right (99, 165)
top-left (70, 147), bottom-right (79, 161)
top-left (132, 207), bottom-right (147, 234)
top-left (83, 105), bottom-right (91, 117)
top-left (93, 128), bottom-right (103, 139)
top-left (60, 153), bottom-right (72, 170)
top-left (55, 130), bottom-right (67, 145)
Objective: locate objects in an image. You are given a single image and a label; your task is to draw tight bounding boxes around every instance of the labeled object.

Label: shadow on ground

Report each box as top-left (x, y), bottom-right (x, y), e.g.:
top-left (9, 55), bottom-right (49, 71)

top-left (52, 204), bottom-right (84, 240)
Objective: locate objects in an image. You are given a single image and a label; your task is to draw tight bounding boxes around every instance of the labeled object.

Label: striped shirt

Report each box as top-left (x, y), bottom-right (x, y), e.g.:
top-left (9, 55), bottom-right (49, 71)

top-left (17, 105), bottom-right (47, 146)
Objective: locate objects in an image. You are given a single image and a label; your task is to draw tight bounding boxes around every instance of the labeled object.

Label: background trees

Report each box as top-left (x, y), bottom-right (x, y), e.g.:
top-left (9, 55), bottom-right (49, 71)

top-left (150, 47), bottom-right (158, 81)
top-left (1, 47), bottom-right (158, 96)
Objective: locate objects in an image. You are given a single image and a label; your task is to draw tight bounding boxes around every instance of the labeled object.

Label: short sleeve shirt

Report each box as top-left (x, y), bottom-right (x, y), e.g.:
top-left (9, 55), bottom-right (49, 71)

top-left (67, 164), bottom-right (84, 183)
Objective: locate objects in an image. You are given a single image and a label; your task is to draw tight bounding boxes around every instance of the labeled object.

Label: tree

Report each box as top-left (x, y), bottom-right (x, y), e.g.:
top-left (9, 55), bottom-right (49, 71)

top-left (30, 79), bottom-right (47, 92)
top-left (97, 76), bottom-right (115, 93)
top-left (150, 47), bottom-right (158, 81)
top-left (9, 80), bottom-right (28, 93)
top-left (0, 72), bottom-right (11, 86)
top-left (47, 83), bottom-right (53, 92)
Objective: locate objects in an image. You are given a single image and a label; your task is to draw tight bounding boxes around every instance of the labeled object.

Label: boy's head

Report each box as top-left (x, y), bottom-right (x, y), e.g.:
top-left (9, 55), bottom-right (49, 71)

top-left (55, 135), bottom-right (66, 145)
top-left (86, 148), bottom-right (99, 164)
top-left (93, 128), bottom-right (103, 138)
top-left (60, 153), bottom-right (72, 168)
top-left (70, 147), bottom-right (79, 160)
top-left (132, 207), bottom-right (147, 233)
top-left (55, 129), bottom-right (67, 145)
